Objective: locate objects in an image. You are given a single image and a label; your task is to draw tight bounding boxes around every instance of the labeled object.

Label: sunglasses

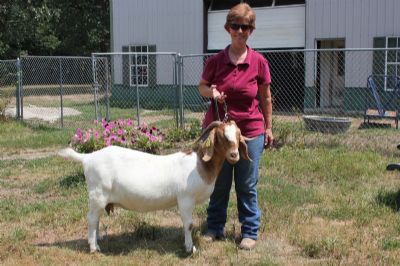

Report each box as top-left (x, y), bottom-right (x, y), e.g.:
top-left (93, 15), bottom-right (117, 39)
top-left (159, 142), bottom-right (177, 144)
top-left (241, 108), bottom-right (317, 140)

top-left (230, 23), bottom-right (252, 31)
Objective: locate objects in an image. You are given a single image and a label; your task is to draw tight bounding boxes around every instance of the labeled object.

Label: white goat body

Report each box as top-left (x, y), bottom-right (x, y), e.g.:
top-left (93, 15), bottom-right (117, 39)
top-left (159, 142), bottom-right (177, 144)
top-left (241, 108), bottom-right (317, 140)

top-left (60, 147), bottom-right (214, 211)
top-left (58, 121), bottom-right (249, 253)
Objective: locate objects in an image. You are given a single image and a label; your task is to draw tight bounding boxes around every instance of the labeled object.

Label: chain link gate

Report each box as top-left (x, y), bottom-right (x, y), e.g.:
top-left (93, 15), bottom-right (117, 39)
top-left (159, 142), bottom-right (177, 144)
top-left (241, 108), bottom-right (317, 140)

top-left (15, 56), bottom-right (96, 129)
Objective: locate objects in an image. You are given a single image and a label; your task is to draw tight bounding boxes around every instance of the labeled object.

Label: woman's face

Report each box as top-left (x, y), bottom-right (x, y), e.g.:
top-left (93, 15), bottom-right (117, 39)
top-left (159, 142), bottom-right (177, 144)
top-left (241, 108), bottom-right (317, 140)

top-left (227, 18), bottom-right (253, 46)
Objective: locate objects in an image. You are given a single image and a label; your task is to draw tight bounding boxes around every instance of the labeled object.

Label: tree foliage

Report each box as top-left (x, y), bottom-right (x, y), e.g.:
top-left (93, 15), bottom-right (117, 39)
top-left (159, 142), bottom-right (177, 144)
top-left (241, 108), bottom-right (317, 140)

top-left (0, 0), bottom-right (109, 59)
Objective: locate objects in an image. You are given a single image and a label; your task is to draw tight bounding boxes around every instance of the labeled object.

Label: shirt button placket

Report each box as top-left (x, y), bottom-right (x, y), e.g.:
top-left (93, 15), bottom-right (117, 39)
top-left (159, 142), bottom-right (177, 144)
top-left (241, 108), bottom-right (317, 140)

top-left (233, 67), bottom-right (237, 90)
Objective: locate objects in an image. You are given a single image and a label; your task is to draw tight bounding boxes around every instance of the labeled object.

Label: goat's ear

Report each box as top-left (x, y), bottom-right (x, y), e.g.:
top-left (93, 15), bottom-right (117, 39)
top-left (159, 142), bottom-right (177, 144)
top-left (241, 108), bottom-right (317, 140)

top-left (201, 128), bottom-right (216, 162)
top-left (239, 135), bottom-right (252, 161)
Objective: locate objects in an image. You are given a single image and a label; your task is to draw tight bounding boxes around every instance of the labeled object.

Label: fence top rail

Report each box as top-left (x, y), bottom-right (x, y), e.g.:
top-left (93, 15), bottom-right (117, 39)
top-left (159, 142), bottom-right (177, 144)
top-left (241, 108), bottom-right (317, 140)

top-left (92, 52), bottom-right (178, 56)
top-left (259, 47), bottom-right (400, 53)
top-left (20, 55), bottom-right (92, 59)
top-left (3, 47), bottom-right (400, 61)
top-left (0, 59), bottom-right (18, 63)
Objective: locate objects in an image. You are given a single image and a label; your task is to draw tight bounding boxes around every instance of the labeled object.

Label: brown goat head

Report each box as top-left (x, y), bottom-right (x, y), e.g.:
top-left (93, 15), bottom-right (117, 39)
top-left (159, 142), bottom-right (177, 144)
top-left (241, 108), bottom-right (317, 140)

top-left (197, 120), bottom-right (250, 164)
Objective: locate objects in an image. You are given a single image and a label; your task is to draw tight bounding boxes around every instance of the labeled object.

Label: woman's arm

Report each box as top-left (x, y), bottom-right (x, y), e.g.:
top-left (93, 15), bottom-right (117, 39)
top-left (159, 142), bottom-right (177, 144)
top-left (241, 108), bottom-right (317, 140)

top-left (259, 83), bottom-right (274, 148)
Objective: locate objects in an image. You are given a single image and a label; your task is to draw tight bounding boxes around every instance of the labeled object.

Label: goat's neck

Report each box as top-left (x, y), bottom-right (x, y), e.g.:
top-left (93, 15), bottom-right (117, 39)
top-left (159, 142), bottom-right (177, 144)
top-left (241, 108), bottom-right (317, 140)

top-left (196, 150), bottom-right (226, 184)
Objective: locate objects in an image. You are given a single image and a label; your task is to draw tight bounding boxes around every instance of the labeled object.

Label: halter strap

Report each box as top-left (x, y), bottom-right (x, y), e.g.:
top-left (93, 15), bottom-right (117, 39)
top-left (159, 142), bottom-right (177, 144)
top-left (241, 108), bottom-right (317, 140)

top-left (214, 100), bottom-right (229, 122)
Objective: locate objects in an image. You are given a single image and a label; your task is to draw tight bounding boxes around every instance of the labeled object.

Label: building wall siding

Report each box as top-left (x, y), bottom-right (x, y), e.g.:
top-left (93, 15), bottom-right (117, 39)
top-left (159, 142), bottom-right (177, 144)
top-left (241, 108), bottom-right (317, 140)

top-left (305, 0), bottom-right (400, 89)
top-left (208, 5), bottom-right (306, 50)
top-left (111, 0), bottom-right (203, 54)
top-left (306, 0), bottom-right (400, 49)
top-left (111, 0), bottom-right (204, 85)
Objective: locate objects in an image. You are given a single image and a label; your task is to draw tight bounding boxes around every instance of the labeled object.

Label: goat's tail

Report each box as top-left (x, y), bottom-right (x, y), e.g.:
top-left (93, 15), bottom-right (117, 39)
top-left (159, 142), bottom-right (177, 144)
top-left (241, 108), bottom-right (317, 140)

top-left (58, 148), bottom-right (85, 162)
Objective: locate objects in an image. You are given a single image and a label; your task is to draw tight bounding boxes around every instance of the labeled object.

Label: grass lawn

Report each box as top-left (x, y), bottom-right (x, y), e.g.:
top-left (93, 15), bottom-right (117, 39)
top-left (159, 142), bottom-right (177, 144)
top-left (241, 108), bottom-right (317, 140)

top-left (1, 118), bottom-right (400, 265)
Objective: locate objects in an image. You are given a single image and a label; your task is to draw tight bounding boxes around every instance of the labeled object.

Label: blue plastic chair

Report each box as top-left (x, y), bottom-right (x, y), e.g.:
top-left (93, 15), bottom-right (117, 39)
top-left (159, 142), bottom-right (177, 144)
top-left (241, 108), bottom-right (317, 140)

top-left (364, 75), bottom-right (400, 129)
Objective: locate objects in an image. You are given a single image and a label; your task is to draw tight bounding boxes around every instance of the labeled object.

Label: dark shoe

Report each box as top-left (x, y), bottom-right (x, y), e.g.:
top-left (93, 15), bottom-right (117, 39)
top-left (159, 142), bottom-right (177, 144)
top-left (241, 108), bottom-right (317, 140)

top-left (387, 163), bottom-right (400, 171)
top-left (202, 232), bottom-right (225, 242)
top-left (239, 238), bottom-right (257, 250)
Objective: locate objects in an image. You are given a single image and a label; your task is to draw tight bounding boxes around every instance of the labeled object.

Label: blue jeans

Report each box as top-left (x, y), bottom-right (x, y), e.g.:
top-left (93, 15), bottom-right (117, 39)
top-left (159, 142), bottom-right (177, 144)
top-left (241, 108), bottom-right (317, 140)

top-left (206, 133), bottom-right (264, 240)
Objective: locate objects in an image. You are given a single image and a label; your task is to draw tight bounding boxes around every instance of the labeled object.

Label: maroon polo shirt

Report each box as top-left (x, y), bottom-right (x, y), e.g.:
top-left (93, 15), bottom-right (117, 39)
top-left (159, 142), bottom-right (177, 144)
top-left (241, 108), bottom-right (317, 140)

top-left (201, 45), bottom-right (271, 138)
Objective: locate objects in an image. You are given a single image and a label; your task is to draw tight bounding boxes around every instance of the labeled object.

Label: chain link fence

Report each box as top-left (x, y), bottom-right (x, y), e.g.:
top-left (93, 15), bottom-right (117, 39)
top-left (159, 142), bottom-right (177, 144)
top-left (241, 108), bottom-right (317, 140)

top-left (0, 49), bottom-right (399, 134)
top-left (182, 48), bottom-right (400, 133)
top-left (92, 52), bottom-right (181, 129)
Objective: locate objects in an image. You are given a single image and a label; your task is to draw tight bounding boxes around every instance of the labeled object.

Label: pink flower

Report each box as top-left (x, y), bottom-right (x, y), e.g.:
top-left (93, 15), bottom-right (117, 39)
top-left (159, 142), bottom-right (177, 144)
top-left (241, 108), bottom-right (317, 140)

top-left (140, 122), bottom-right (148, 130)
top-left (118, 119), bottom-right (125, 127)
top-left (103, 129), bottom-right (110, 137)
top-left (76, 128), bottom-right (82, 138)
top-left (82, 131), bottom-right (91, 143)
top-left (105, 138), bottom-right (112, 146)
top-left (117, 129), bottom-right (123, 135)
top-left (127, 119), bottom-right (133, 126)
top-left (72, 134), bottom-right (80, 143)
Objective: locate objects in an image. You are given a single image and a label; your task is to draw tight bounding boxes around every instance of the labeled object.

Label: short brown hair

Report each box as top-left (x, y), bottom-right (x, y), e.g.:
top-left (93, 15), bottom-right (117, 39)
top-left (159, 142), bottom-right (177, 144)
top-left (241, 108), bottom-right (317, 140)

top-left (224, 3), bottom-right (256, 31)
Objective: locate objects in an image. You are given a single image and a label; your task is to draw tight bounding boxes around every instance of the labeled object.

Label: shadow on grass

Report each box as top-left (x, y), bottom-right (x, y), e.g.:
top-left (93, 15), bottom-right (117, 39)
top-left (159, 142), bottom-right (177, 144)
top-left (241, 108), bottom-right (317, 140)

top-left (375, 189), bottom-right (400, 212)
top-left (358, 122), bottom-right (393, 130)
top-left (59, 173), bottom-right (85, 188)
top-left (36, 226), bottom-right (194, 258)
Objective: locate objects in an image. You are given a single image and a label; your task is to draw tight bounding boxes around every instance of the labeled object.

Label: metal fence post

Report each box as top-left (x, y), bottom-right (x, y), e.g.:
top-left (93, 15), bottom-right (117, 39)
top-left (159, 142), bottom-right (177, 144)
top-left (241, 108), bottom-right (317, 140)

top-left (59, 58), bottom-right (64, 128)
top-left (135, 53), bottom-right (140, 126)
top-left (173, 53), bottom-right (179, 127)
top-left (16, 57), bottom-right (24, 120)
top-left (92, 54), bottom-right (100, 121)
top-left (15, 58), bottom-right (21, 119)
top-left (105, 57), bottom-right (110, 121)
top-left (178, 54), bottom-right (184, 128)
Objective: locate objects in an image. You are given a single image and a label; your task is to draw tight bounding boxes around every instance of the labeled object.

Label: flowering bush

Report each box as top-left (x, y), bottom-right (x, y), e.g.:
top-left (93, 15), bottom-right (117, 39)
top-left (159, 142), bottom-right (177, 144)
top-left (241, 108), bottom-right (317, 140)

top-left (70, 118), bottom-right (165, 154)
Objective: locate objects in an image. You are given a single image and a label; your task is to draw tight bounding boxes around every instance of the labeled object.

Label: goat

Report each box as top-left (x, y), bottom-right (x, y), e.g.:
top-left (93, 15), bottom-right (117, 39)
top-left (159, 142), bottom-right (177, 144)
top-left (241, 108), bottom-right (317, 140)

top-left (58, 120), bottom-right (250, 253)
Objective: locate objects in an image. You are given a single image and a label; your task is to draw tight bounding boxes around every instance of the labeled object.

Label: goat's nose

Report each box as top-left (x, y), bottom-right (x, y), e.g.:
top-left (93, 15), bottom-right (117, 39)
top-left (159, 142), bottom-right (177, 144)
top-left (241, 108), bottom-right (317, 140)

top-left (230, 151), bottom-right (239, 158)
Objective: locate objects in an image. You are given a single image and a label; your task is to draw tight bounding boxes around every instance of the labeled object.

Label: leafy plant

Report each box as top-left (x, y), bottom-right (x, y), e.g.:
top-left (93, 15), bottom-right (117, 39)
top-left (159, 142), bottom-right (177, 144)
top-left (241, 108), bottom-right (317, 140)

top-left (166, 120), bottom-right (201, 143)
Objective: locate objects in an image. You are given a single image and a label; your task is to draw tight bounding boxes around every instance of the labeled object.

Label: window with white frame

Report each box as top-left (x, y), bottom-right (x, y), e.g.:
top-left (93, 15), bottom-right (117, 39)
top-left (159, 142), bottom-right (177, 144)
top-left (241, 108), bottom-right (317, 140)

top-left (386, 37), bottom-right (400, 78)
top-left (129, 45), bottom-right (148, 87)
top-left (373, 36), bottom-right (400, 91)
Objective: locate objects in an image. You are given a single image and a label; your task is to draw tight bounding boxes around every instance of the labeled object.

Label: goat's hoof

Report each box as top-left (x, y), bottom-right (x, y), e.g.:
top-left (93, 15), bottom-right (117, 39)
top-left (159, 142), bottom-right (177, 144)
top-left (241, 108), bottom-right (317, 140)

top-left (186, 245), bottom-right (196, 254)
top-left (90, 246), bottom-right (101, 253)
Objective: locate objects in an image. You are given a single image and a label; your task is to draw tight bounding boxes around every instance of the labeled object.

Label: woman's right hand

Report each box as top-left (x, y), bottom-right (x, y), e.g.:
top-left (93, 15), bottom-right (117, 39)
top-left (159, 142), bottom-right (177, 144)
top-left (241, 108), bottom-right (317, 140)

top-left (211, 84), bottom-right (227, 103)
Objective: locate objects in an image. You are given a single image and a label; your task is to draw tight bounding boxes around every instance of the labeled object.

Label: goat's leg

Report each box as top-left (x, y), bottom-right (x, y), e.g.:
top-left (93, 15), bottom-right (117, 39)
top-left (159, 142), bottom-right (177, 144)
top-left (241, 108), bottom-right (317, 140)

top-left (178, 198), bottom-right (196, 253)
top-left (87, 203), bottom-right (103, 253)
top-left (96, 220), bottom-right (102, 241)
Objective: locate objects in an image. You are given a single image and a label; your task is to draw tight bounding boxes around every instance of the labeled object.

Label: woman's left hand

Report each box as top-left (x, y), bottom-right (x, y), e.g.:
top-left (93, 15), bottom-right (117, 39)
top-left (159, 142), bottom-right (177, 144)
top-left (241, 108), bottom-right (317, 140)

top-left (264, 128), bottom-right (274, 149)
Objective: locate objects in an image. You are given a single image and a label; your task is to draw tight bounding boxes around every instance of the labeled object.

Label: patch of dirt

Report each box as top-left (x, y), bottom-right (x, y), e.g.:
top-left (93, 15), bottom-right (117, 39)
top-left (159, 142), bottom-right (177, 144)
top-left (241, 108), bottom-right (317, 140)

top-left (1, 148), bottom-right (59, 161)
top-left (5, 105), bottom-right (81, 123)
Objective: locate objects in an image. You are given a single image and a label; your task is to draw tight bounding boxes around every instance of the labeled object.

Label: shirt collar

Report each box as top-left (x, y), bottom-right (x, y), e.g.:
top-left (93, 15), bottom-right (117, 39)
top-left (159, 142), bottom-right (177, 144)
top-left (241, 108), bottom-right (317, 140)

top-left (223, 45), bottom-right (252, 66)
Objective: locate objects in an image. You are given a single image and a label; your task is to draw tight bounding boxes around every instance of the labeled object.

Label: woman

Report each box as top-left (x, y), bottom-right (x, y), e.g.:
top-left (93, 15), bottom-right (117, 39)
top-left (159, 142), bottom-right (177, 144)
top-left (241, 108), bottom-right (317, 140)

top-left (198, 3), bottom-right (273, 250)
